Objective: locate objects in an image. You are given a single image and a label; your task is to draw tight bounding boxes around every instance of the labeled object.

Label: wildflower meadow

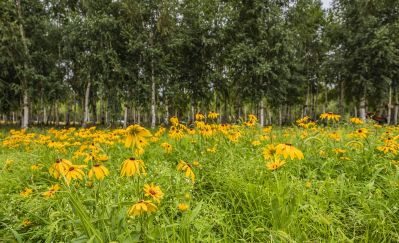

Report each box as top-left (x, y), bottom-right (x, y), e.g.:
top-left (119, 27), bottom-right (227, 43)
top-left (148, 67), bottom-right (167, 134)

top-left (1, 113), bottom-right (399, 242)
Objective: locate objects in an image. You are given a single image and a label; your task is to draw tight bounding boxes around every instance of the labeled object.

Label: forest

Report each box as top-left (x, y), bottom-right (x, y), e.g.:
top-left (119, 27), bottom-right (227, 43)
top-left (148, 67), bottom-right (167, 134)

top-left (0, 0), bottom-right (399, 128)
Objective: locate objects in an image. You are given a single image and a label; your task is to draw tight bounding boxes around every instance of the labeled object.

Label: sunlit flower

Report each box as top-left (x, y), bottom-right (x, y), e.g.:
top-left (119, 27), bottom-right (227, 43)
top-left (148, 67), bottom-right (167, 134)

top-left (170, 116), bottom-right (179, 126)
top-left (178, 203), bottom-right (189, 212)
top-left (125, 125), bottom-right (151, 148)
top-left (42, 184), bottom-right (60, 198)
top-left (128, 200), bottom-right (157, 216)
top-left (161, 142), bottom-right (172, 153)
top-left (208, 111), bottom-right (219, 120)
top-left (328, 132), bottom-right (341, 141)
top-left (49, 159), bottom-right (72, 179)
top-left (263, 144), bottom-right (277, 160)
top-left (263, 126), bottom-right (272, 133)
top-left (88, 164), bottom-right (109, 180)
top-left (350, 128), bottom-right (369, 139)
top-left (120, 158), bottom-right (146, 177)
top-left (350, 117), bottom-right (363, 125)
top-left (144, 183), bottom-right (164, 203)
top-left (22, 219), bottom-right (32, 227)
top-left (320, 112), bottom-right (341, 122)
top-left (20, 188), bottom-right (33, 197)
top-left (333, 148), bottom-right (346, 155)
top-left (207, 146), bottom-right (217, 153)
top-left (169, 127), bottom-right (184, 140)
top-left (266, 157), bottom-right (285, 171)
top-left (177, 160), bottom-right (195, 182)
top-left (64, 165), bottom-right (86, 184)
top-left (195, 113), bottom-right (205, 121)
top-left (276, 143), bottom-right (304, 160)
top-left (31, 164), bottom-right (41, 171)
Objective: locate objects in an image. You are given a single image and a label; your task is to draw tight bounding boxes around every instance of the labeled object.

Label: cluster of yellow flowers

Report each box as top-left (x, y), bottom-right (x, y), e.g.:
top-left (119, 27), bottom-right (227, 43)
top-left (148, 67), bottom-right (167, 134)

top-left (263, 142), bottom-right (304, 171)
top-left (11, 110), bottom-right (399, 227)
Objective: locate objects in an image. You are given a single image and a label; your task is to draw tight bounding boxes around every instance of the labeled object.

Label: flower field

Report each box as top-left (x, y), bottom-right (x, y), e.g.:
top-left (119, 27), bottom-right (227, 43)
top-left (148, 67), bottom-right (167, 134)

top-left (1, 113), bottom-right (399, 242)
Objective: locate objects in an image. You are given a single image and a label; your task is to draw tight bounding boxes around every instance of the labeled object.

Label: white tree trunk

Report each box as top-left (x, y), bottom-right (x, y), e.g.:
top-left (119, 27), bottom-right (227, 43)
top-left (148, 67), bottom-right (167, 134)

top-left (43, 106), bottom-right (47, 124)
top-left (394, 87), bottom-right (398, 125)
top-left (260, 99), bottom-right (264, 126)
top-left (150, 64), bottom-right (156, 129)
top-left (359, 90), bottom-right (366, 121)
top-left (387, 84), bottom-right (392, 124)
top-left (22, 89), bottom-right (29, 128)
top-left (123, 105), bottom-right (128, 128)
top-left (55, 102), bottom-right (59, 126)
top-left (278, 105), bottom-right (282, 126)
top-left (16, 0), bottom-right (29, 129)
top-left (191, 103), bottom-right (195, 122)
top-left (83, 80), bottom-right (91, 127)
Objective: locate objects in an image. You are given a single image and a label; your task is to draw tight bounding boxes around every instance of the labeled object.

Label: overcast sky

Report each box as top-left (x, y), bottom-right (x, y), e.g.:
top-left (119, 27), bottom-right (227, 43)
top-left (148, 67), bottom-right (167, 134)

top-left (322, 0), bottom-right (332, 9)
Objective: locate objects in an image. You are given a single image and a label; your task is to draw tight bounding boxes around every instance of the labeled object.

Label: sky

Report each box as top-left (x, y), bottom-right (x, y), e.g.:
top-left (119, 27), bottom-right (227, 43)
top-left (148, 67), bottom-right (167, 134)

top-left (322, 0), bottom-right (332, 9)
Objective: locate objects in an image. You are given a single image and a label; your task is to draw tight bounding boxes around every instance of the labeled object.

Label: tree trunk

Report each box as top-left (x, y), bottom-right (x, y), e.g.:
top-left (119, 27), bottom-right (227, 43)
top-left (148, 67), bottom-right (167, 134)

top-left (83, 80), bottom-right (91, 127)
top-left (260, 99), bottom-right (264, 126)
top-left (304, 81), bottom-right (310, 116)
top-left (16, 0), bottom-right (29, 129)
top-left (339, 79), bottom-right (345, 116)
top-left (191, 102), bottom-right (195, 123)
top-left (150, 61), bottom-right (156, 129)
top-left (323, 85), bottom-right (328, 114)
top-left (22, 90), bottom-right (29, 128)
top-left (394, 86), bottom-right (398, 125)
top-left (359, 88), bottom-right (366, 121)
top-left (278, 105), bottom-right (282, 126)
top-left (123, 105), bottom-right (128, 128)
top-left (387, 84), bottom-right (392, 124)
top-left (43, 106), bottom-right (47, 125)
top-left (55, 102), bottom-right (59, 126)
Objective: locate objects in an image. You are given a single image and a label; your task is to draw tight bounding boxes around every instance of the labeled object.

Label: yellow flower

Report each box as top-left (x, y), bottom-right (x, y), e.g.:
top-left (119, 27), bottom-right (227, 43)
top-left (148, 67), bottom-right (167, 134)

top-left (328, 132), bottom-right (341, 141)
top-left (31, 164), bottom-right (41, 171)
top-left (207, 111), bottom-right (219, 120)
top-left (195, 113), bottom-right (205, 121)
top-left (42, 184), bottom-right (60, 198)
top-left (187, 128), bottom-right (196, 135)
top-left (333, 148), bottom-right (346, 155)
top-left (88, 164), bottom-right (109, 180)
top-left (320, 112), bottom-right (341, 122)
top-left (350, 117), bottom-right (363, 124)
top-left (206, 146), bottom-right (217, 153)
top-left (128, 200), bottom-right (157, 216)
top-left (125, 125), bottom-right (151, 148)
top-left (64, 165), bottom-right (86, 185)
top-left (22, 219), bottom-right (32, 227)
top-left (170, 116), bottom-right (179, 125)
top-left (263, 144), bottom-right (277, 160)
top-left (120, 158), bottom-right (146, 177)
top-left (266, 157), bottom-right (285, 171)
top-left (276, 143), bottom-right (304, 160)
top-left (350, 128), bottom-right (369, 139)
top-left (252, 140), bottom-right (261, 146)
top-left (161, 142), bottom-right (173, 153)
top-left (263, 126), bottom-right (272, 133)
top-left (168, 127), bottom-right (184, 140)
top-left (177, 160), bottom-right (195, 182)
top-left (192, 160), bottom-right (200, 167)
top-left (134, 146), bottom-right (145, 157)
top-left (49, 159), bottom-right (72, 179)
top-left (20, 188), bottom-right (33, 197)
top-left (178, 203), bottom-right (189, 212)
top-left (200, 125), bottom-right (214, 137)
top-left (144, 183), bottom-right (164, 203)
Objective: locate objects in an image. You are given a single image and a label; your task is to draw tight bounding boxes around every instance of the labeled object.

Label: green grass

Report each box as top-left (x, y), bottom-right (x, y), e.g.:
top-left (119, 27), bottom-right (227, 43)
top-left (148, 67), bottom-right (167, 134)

top-left (0, 124), bottom-right (399, 242)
